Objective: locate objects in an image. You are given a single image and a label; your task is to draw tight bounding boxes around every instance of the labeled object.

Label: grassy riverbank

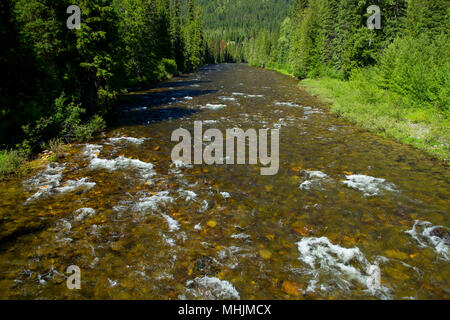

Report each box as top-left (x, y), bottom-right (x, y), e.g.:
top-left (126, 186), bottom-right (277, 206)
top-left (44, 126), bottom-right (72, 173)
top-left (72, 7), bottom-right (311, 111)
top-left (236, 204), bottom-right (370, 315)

top-left (300, 75), bottom-right (449, 163)
top-left (265, 64), bottom-right (449, 163)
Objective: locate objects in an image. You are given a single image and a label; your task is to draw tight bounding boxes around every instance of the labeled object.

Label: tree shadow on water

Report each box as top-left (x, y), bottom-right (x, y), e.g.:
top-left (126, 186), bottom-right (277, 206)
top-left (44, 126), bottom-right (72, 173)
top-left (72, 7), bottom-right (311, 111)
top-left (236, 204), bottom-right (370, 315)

top-left (115, 107), bottom-right (201, 126)
top-left (113, 88), bottom-right (217, 127)
top-left (137, 88), bottom-right (217, 108)
top-left (153, 79), bottom-right (211, 89)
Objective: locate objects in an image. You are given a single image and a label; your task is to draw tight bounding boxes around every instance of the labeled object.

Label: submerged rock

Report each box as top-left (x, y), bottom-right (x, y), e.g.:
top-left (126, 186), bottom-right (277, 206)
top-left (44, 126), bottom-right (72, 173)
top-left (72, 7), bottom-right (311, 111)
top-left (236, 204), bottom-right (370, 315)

top-left (259, 249), bottom-right (272, 259)
top-left (281, 281), bottom-right (303, 297)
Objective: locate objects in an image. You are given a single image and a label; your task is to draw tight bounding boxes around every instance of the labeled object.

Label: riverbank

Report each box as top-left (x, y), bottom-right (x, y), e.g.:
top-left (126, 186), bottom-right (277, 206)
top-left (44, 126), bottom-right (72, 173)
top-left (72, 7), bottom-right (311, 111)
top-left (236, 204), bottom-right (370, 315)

top-left (0, 73), bottom-right (177, 181)
top-left (2, 63), bottom-right (449, 299)
top-left (264, 66), bottom-right (449, 164)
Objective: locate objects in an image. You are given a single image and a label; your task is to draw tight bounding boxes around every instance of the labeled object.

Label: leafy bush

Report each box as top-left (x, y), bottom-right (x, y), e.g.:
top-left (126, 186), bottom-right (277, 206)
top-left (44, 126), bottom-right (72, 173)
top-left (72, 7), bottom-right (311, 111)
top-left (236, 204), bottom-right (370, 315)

top-left (0, 149), bottom-right (26, 178)
top-left (375, 34), bottom-right (449, 115)
top-left (22, 93), bottom-right (106, 150)
top-left (161, 59), bottom-right (178, 77)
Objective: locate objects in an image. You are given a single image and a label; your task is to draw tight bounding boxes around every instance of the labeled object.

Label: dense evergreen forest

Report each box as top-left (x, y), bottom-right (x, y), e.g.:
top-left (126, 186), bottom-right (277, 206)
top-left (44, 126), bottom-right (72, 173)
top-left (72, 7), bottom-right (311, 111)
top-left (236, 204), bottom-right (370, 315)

top-left (238, 0), bottom-right (449, 160)
top-left (194, 0), bottom-right (292, 62)
top-left (0, 0), bottom-right (448, 176)
top-left (0, 0), bottom-right (208, 157)
top-left (243, 0), bottom-right (449, 112)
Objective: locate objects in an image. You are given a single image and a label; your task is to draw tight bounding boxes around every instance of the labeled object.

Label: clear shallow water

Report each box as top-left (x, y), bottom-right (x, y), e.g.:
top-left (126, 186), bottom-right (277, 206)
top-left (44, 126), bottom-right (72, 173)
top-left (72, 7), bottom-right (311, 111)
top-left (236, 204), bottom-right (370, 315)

top-left (0, 64), bottom-right (448, 299)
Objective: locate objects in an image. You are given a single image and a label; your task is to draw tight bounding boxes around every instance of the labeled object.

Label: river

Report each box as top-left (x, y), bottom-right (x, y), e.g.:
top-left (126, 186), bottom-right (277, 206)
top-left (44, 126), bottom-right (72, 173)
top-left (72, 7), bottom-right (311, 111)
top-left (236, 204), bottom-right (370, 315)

top-left (0, 63), bottom-right (448, 299)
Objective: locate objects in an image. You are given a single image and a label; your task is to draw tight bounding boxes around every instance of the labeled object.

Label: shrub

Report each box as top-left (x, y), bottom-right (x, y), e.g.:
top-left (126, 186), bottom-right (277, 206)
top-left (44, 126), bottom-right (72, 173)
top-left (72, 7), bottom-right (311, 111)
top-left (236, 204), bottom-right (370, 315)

top-left (22, 93), bottom-right (106, 149)
top-left (161, 58), bottom-right (178, 77)
top-left (0, 149), bottom-right (26, 178)
top-left (375, 34), bottom-right (449, 115)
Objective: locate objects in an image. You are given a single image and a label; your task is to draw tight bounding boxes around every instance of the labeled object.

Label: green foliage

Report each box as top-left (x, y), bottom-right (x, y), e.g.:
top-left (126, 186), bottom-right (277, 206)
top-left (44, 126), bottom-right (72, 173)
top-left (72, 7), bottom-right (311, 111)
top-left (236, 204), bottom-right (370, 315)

top-left (1, 0), bottom-right (208, 158)
top-left (198, 0), bottom-right (293, 63)
top-left (238, 0), bottom-right (449, 160)
top-left (195, 0), bottom-right (292, 40)
top-left (185, 3), bottom-right (206, 70)
top-left (22, 93), bottom-right (106, 149)
top-left (376, 34), bottom-right (449, 115)
top-left (243, 0), bottom-right (448, 116)
top-left (160, 58), bottom-right (178, 77)
top-left (0, 149), bottom-right (27, 179)
top-left (302, 74), bottom-right (450, 161)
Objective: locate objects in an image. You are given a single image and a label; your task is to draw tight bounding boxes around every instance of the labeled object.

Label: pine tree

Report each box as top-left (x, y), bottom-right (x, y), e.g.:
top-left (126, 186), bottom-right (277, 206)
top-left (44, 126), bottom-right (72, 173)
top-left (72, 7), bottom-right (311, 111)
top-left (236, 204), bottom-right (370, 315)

top-left (170, 0), bottom-right (184, 70)
top-left (155, 0), bottom-right (172, 59)
top-left (76, 0), bottom-right (121, 111)
top-left (276, 17), bottom-right (293, 69)
top-left (406, 0), bottom-right (449, 38)
top-left (185, 2), bottom-right (205, 70)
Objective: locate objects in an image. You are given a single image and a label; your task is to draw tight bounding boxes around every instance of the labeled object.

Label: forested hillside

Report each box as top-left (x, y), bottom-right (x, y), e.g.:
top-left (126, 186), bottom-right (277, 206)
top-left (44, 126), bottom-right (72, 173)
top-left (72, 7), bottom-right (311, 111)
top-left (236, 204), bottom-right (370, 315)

top-left (242, 0), bottom-right (449, 159)
top-left (195, 0), bottom-right (292, 38)
top-left (196, 0), bottom-right (292, 62)
top-left (0, 0), bottom-right (208, 173)
top-left (1, 0), bottom-right (449, 177)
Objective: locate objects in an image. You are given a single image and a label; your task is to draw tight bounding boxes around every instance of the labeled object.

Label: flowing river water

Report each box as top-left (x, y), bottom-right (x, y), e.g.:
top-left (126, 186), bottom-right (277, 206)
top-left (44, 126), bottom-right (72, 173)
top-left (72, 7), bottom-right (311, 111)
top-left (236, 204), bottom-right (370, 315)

top-left (0, 64), bottom-right (449, 299)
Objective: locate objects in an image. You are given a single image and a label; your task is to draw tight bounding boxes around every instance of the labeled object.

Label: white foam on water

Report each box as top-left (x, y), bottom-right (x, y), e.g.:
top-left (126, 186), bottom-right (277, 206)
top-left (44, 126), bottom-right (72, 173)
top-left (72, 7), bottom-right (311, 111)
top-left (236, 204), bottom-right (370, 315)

top-left (27, 163), bottom-right (64, 188)
top-left (328, 125), bottom-right (338, 131)
top-left (74, 208), bottom-right (96, 221)
top-left (203, 120), bottom-right (217, 124)
top-left (303, 106), bottom-right (323, 114)
top-left (162, 234), bottom-right (176, 247)
top-left (57, 219), bottom-right (72, 233)
top-left (154, 271), bottom-right (174, 280)
top-left (406, 220), bottom-right (449, 260)
top-left (89, 156), bottom-right (155, 180)
top-left (231, 92), bottom-right (245, 96)
top-left (231, 233), bottom-right (250, 240)
top-left (246, 94), bottom-right (264, 98)
top-left (183, 96), bottom-right (193, 100)
top-left (184, 276), bottom-right (240, 300)
top-left (108, 279), bottom-right (118, 287)
top-left (199, 200), bottom-right (209, 212)
top-left (194, 223), bottom-right (202, 230)
top-left (305, 171), bottom-right (328, 179)
top-left (83, 144), bottom-right (103, 158)
top-left (86, 143), bottom-right (155, 180)
top-left (108, 136), bottom-right (147, 145)
top-left (220, 192), bottom-right (231, 199)
top-left (299, 180), bottom-right (313, 190)
top-left (299, 170), bottom-right (329, 191)
top-left (275, 102), bottom-right (300, 107)
top-left (219, 96), bottom-right (237, 102)
top-left (25, 163), bottom-right (65, 201)
top-left (130, 106), bottom-right (147, 112)
top-left (171, 159), bottom-right (193, 168)
top-left (178, 189), bottom-right (197, 202)
top-left (216, 246), bottom-right (251, 269)
top-left (134, 191), bottom-right (173, 212)
top-left (161, 213), bottom-right (180, 232)
top-left (55, 178), bottom-right (96, 193)
top-left (201, 104), bottom-right (227, 110)
top-left (296, 237), bottom-right (391, 299)
top-left (343, 174), bottom-right (397, 196)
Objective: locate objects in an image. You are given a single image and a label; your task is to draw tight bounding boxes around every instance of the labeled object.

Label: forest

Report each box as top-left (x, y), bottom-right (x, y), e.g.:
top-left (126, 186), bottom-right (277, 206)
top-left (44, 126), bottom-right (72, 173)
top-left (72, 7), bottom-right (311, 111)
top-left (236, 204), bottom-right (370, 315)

top-left (1, 0), bottom-right (449, 177)
top-left (239, 0), bottom-right (449, 161)
top-left (0, 0), bottom-right (449, 302)
top-left (0, 0), bottom-right (208, 175)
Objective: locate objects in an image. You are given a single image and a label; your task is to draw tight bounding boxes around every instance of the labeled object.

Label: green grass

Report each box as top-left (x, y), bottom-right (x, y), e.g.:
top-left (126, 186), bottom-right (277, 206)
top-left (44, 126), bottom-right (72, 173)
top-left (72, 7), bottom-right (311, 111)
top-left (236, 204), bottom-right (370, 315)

top-left (258, 65), bottom-right (449, 163)
top-left (266, 65), bottom-right (294, 77)
top-left (300, 76), bottom-right (449, 163)
top-left (0, 149), bottom-right (27, 180)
